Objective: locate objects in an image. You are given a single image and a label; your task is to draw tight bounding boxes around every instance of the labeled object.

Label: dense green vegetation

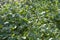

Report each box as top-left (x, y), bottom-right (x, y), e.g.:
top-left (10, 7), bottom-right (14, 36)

top-left (0, 0), bottom-right (60, 40)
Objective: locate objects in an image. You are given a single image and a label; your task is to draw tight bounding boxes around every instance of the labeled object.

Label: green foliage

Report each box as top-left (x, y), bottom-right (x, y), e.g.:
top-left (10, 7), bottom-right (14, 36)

top-left (0, 0), bottom-right (60, 40)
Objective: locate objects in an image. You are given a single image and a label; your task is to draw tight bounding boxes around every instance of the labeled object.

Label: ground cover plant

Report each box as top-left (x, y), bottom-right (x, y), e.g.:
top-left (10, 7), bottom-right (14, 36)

top-left (0, 0), bottom-right (60, 40)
